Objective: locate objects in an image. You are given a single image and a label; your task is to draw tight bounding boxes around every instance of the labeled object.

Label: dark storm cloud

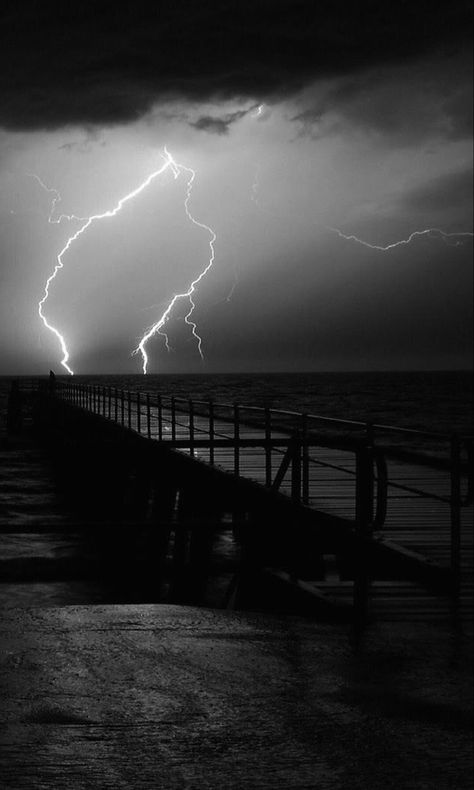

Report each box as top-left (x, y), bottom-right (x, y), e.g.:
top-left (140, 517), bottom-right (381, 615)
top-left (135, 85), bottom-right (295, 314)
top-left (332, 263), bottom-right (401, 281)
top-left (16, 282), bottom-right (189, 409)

top-left (292, 53), bottom-right (473, 145)
top-left (0, 0), bottom-right (472, 131)
top-left (190, 109), bottom-right (251, 135)
top-left (58, 130), bottom-right (106, 153)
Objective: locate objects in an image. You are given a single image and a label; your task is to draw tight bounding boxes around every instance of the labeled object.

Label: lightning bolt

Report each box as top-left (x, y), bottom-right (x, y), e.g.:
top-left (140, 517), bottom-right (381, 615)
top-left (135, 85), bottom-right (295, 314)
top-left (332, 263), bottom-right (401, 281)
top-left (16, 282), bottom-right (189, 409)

top-left (34, 150), bottom-right (179, 375)
top-left (28, 174), bottom-right (88, 225)
top-left (329, 227), bottom-right (473, 251)
top-left (251, 104), bottom-right (265, 118)
top-left (133, 149), bottom-right (216, 375)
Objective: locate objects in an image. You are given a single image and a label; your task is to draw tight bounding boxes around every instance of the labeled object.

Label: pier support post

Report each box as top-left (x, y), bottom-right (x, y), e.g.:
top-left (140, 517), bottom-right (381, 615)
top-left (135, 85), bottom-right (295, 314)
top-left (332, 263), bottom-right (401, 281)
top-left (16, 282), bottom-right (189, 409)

top-left (168, 479), bottom-right (225, 604)
top-left (354, 443), bottom-right (374, 628)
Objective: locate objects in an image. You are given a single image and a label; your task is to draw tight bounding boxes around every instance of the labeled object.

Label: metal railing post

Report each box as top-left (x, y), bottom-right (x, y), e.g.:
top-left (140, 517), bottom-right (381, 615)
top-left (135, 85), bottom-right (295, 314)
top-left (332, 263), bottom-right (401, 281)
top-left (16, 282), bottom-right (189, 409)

top-left (450, 434), bottom-right (461, 602)
top-left (146, 393), bottom-right (151, 439)
top-left (171, 397), bottom-right (176, 442)
top-left (291, 436), bottom-right (302, 504)
top-left (301, 413), bottom-right (309, 504)
top-left (366, 421), bottom-right (374, 446)
top-left (158, 395), bottom-right (163, 441)
top-left (114, 388), bottom-right (118, 422)
top-left (265, 408), bottom-right (272, 487)
top-left (137, 392), bottom-right (141, 434)
top-left (189, 399), bottom-right (195, 456)
top-left (354, 443), bottom-right (374, 627)
top-left (234, 403), bottom-right (240, 476)
top-left (128, 391), bottom-right (132, 429)
top-left (356, 444), bottom-right (374, 525)
top-left (108, 386), bottom-right (112, 419)
top-left (209, 400), bottom-right (215, 465)
top-left (121, 389), bottom-right (125, 426)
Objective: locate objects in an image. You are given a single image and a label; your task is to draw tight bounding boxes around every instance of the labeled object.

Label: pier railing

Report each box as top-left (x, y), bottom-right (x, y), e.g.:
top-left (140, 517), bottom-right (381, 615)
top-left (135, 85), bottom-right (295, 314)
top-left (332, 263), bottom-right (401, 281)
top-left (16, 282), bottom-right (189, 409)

top-left (46, 380), bottom-right (472, 590)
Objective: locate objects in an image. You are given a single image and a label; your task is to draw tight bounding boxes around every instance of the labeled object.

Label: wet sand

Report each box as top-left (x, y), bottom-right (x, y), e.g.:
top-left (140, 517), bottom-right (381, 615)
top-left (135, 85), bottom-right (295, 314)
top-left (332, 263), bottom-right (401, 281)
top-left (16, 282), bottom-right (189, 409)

top-left (1, 604), bottom-right (472, 789)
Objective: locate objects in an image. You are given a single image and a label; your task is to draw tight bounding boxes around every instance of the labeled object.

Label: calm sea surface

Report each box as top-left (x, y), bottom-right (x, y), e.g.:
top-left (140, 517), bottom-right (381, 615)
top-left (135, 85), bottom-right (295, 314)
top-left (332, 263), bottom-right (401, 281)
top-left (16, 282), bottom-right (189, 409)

top-left (1, 370), bottom-right (472, 436)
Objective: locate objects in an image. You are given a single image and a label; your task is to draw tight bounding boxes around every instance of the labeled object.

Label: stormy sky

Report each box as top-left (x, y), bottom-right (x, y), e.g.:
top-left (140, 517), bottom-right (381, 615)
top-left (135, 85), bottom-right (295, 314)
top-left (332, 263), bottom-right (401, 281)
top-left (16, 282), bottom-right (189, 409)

top-left (0, 1), bottom-right (472, 374)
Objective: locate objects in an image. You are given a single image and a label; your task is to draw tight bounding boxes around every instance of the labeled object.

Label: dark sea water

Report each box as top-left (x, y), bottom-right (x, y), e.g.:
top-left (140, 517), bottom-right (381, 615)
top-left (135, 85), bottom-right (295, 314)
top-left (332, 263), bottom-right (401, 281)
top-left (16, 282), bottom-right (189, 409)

top-left (1, 370), bottom-right (473, 436)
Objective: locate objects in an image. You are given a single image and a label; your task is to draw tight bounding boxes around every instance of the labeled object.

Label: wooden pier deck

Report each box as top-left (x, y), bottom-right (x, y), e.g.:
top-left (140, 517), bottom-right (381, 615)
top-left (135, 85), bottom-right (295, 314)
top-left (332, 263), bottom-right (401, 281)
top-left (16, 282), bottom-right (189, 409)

top-left (43, 381), bottom-right (472, 625)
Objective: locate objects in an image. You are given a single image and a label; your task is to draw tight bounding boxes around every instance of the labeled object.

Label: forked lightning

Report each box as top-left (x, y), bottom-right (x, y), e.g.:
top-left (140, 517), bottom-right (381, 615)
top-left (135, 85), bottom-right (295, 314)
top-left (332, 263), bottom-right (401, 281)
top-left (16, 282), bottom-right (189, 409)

top-left (329, 227), bottom-right (473, 251)
top-left (132, 149), bottom-right (216, 374)
top-left (35, 149), bottom-right (215, 375)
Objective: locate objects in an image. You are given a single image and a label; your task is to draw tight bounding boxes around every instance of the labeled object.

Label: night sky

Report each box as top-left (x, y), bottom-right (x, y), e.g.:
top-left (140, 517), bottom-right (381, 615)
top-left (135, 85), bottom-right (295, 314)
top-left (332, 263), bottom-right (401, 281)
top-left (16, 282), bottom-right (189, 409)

top-left (0, 1), bottom-right (472, 374)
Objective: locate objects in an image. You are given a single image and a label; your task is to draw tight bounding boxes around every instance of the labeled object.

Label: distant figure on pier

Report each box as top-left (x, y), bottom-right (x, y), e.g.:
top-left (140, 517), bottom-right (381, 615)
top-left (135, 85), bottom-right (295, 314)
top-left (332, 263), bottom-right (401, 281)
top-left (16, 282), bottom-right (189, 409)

top-left (7, 380), bottom-right (23, 435)
top-left (49, 370), bottom-right (56, 394)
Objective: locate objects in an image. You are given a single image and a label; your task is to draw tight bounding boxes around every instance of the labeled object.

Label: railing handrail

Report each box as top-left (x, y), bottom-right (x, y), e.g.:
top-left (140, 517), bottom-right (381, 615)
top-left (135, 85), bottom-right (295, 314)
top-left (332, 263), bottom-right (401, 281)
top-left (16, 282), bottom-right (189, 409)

top-left (52, 380), bottom-right (472, 443)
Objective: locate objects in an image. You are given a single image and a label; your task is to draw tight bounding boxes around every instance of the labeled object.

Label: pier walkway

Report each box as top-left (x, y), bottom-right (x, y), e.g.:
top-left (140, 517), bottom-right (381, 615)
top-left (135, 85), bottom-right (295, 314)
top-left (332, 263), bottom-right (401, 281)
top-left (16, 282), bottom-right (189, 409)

top-left (50, 381), bottom-right (473, 624)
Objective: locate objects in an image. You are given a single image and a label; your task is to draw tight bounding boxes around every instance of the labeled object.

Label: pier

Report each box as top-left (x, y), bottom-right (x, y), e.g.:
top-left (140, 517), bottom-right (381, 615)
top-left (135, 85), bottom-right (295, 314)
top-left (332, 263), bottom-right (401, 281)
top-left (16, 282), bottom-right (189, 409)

top-left (23, 378), bottom-right (474, 622)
